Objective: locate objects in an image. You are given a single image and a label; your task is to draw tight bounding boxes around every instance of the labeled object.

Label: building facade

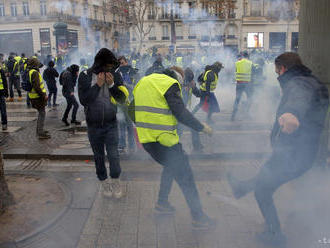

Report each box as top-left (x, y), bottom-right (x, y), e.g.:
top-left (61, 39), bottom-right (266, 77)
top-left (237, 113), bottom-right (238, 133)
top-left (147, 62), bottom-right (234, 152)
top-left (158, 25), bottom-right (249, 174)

top-left (0, 0), bottom-right (129, 57)
top-left (129, 0), bottom-right (299, 54)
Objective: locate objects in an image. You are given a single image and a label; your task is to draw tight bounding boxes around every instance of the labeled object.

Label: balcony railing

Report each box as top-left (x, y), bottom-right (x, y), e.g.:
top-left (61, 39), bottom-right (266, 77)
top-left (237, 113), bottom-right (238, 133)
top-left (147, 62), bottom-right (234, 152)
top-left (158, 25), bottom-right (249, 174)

top-left (162, 36), bottom-right (170, 40)
top-left (188, 35), bottom-right (196, 39)
top-left (149, 36), bottom-right (156, 40)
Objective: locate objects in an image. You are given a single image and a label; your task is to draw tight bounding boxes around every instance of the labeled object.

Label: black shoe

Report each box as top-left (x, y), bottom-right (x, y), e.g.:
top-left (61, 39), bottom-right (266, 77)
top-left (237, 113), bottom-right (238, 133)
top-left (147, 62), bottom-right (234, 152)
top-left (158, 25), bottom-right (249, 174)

top-left (256, 230), bottom-right (287, 247)
top-left (62, 119), bottom-right (70, 126)
top-left (2, 124), bottom-right (7, 131)
top-left (154, 201), bottom-right (176, 215)
top-left (192, 214), bottom-right (216, 230)
top-left (226, 172), bottom-right (247, 199)
top-left (71, 120), bottom-right (81, 125)
top-left (38, 132), bottom-right (51, 139)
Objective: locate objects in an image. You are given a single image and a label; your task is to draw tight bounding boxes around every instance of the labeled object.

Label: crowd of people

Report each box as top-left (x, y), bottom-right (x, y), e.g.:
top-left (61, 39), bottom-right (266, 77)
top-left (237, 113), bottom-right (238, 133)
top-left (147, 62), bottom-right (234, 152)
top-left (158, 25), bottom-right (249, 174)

top-left (0, 47), bottom-right (328, 246)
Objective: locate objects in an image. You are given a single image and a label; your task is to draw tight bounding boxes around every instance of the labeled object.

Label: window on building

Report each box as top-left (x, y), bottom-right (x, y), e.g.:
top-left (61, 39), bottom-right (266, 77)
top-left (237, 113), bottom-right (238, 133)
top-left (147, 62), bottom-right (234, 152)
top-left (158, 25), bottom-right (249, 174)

top-left (188, 25), bottom-right (196, 39)
top-left (94, 6), bottom-right (98, 19)
top-left (40, 0), bottom-right (47, 16)
top-left (188, 2), bottom-right (195, 16)
top-left (148, 2), bottom-right (155, 19)
top-left (174, 3), bottom-right (182, 18)
top-left (149, 26), bottom-right (156, 40)
top-left (176, 24), bottom-right (183, 40)
top-left (0, 3), bottom-right (5, 16)
top-left (10, 3), bottom-right (17, 16)
top-left (40, 28), bottom-right (51, 56)
top-left (269, 32), bottom-right (286, 50)
top-left (23, 2), bottom-right (30, 16)
top-left (251, 0), bottom-right (262, 16)
top-left (72, 1), bottom-right (76, 16)
top-left (113, 13), bottom-right (116, 22)
top-left (161, 3), bottom-right (168, 19)
top-left (162, 25), bottom-right (169, 40)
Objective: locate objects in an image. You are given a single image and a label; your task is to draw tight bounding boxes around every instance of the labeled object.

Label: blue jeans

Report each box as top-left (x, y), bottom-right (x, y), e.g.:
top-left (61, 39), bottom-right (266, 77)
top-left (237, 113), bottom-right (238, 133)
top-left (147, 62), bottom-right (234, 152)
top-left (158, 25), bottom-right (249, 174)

top-left (87, 124), bottom-right (121, 181)
top-left (118, 110), bottom-right (135, 150)
top-left (0, 95), bottom-right (7, 125)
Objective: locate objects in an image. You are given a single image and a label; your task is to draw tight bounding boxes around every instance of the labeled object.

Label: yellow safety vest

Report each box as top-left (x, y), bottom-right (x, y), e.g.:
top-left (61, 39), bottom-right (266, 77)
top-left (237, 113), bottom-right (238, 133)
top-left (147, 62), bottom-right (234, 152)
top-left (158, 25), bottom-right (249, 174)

top-left (235, 58), bottom-right (252, 82)
top-left (0, 73), bottom-right (4, 90)
top-left (176, 57), bottom-right (183, 67)
top-left (132, 60), bottom-right (137, 69)
top-left (13, 62), bottom-right (21, 76)
top-left (133, 73), bottom-right (181, 147)
top-left (80, 65), bottom-right (88, 71)
top-left (200, 70), bottom-right (218, 92)
top-left (28, 69), bottom-right (46, 99)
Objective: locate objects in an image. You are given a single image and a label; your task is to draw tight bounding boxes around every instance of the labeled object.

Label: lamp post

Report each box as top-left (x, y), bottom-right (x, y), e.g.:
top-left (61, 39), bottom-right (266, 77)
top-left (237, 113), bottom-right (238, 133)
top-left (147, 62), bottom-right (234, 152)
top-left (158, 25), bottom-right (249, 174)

top-left (170, 0), bottom-right (176, 53)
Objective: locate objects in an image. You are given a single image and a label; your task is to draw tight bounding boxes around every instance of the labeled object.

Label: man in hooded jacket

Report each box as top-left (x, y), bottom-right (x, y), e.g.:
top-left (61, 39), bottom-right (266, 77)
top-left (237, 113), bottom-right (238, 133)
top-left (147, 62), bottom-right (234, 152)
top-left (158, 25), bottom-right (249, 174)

top-left (227, 52), bottom-right (329, 246)
top-left (78, 48), bottom-right (128, 199)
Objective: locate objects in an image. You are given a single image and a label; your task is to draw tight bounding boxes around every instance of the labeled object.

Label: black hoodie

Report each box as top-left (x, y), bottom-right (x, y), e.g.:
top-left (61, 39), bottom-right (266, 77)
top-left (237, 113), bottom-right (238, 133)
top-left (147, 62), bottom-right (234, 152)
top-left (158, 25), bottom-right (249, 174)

top-left (78, 48), bottom-right (126, 127)
top-left (271, 64), bottom-right (329, 148)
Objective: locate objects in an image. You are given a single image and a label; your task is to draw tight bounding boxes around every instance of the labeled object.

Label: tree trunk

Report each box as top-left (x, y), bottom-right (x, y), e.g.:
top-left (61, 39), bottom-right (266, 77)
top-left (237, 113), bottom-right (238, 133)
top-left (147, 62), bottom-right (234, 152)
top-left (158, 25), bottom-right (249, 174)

top-left (0, 152), bottom-right (14, 214)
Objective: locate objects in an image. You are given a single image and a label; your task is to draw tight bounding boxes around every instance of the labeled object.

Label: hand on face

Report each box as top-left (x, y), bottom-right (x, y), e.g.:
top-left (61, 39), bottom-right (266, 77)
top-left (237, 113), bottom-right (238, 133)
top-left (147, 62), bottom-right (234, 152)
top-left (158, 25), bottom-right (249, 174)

top-left (97, 72), bottom-right (114, 87)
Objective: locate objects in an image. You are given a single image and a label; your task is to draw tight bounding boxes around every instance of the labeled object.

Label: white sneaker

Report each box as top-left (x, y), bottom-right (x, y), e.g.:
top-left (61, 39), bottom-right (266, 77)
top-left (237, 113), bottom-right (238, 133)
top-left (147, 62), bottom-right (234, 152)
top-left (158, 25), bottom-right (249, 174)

top-left (111, 178), bottom-right (123, 199)
top-left (100, 179), bottom-right (112, 198)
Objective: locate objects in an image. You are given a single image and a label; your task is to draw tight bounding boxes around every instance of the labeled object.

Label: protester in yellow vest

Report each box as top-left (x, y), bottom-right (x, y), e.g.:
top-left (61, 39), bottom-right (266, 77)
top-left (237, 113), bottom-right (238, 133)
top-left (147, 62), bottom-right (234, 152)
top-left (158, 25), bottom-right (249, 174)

top-left (0, 66), bottom-right (8, 130)
top-left (27, 57), bottom-right (50, 139)
top-left (192, 61), bottom-right (223, 123)
top-left (130, 68), bottom-right (215, 230)
top-left (231, 51), bottom-right (253, 121)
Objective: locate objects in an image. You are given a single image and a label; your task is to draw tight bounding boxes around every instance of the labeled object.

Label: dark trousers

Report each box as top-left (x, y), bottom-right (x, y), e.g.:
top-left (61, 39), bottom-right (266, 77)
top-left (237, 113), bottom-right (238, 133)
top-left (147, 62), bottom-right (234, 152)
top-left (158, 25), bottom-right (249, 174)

top-left (88, 124), bottom-right (121, 181)
top-left (143, 142), bottom-right (204, 219)
top-left (47, 86), bottom-right (57, 106)
top-left (239, 144), bottom-right (318, 232)
top-left (231, 83), bottom-right (252, 119)
top-left (63, 95), bottom-right (79, 121)
top-left (0, 95), bottom-right (7, 125)
top-left (118, 116), bottom-right (135, 150)
top-left (9, 76), bottom-right (22, 98)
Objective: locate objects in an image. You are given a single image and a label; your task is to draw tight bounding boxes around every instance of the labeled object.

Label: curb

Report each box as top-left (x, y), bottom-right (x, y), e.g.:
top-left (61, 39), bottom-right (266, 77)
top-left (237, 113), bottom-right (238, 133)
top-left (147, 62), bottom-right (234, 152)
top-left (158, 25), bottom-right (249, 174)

top-left (2, 151), bottom-right (271, 161)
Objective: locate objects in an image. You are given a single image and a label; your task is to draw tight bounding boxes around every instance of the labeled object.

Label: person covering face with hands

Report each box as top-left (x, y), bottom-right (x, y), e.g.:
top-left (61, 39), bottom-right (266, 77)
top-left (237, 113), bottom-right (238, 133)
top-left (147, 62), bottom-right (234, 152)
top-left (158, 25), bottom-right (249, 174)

top-left (78, 48), bottom-right (129, 199)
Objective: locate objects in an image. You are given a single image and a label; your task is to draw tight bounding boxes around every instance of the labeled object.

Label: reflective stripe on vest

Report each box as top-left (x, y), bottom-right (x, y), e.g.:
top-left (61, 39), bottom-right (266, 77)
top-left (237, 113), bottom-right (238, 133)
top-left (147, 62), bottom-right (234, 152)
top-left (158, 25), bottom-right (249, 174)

top-left (133, 73), bottom-right (181, 147)
top-left (28, 69), bottom-right (46, 99)
top-left (0, 73), bottom-right (3, 90)
top-left (13, 62), bottom-right (20, 76)
top-left (176, 57), bottom-right (183, 67)
top-left (235, 59), bottom-right (252, 82)
top-left (200, 70), bottom-right (218, 92)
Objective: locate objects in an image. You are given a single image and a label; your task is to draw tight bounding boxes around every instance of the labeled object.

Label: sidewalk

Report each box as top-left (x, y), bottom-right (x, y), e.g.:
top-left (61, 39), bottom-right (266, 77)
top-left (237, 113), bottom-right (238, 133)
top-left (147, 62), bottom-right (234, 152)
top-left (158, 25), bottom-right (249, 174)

top-left (0, 90), bottom-right (276, 160)
top-left (3, 159), bottom-right (330, 248)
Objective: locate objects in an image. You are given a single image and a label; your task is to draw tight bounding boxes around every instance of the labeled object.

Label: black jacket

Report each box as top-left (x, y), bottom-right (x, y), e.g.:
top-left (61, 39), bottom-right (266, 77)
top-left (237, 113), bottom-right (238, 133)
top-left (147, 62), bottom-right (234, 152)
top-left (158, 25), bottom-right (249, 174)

top-left (78, 69), bottom-right (126, 127)
top-left (61, 67), bottom-right (78, 97)
top-left (43, 67), bottom-right (59, 86)
top-left (0, 69), bottom-right (8, 97)
top-left (271, 65), bottom-right (329, 148)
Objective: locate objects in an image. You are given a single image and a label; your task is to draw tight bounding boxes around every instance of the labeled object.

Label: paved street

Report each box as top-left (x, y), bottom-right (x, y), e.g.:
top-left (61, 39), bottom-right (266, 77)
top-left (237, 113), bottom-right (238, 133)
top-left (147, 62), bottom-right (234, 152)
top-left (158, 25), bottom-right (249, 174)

top-left (1, 85), bottom-right (330, 248)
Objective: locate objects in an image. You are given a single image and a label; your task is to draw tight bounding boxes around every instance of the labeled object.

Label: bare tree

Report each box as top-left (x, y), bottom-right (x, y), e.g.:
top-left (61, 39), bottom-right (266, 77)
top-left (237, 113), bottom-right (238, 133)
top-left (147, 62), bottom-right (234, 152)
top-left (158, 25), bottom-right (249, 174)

top-left (128, 0), bottom-right (159, 52)
top-left (0, 152), bottom-right (14, 214)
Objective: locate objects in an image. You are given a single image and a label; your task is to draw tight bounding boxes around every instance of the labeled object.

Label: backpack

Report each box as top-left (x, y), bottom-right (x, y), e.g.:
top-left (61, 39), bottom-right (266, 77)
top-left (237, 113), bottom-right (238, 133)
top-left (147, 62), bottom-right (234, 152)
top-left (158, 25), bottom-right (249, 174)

top-left (21, 69), bottom-right (32, 92)
top-left (59, 71), bottom-right (65, 85)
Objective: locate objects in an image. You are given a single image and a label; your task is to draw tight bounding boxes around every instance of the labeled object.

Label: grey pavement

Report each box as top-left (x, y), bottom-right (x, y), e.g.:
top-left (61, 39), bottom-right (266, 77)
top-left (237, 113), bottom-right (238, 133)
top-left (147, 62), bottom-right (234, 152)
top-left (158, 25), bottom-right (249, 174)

top-left (3, 158), bottom-right (330, 248)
